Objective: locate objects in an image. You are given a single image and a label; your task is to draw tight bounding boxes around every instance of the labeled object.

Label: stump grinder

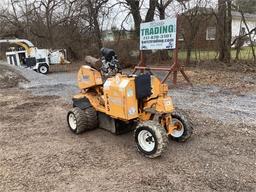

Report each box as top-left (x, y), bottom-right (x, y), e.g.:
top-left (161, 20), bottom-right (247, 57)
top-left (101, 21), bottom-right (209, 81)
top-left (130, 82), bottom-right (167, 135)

top-left (67, 48), bottom-right (193, 158)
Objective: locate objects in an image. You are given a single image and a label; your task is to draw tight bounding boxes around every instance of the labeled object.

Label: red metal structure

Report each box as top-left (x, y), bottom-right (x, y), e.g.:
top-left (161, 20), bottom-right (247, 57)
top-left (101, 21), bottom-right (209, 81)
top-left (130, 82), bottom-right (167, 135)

top-left (133, 16), bottom-right (192, 86)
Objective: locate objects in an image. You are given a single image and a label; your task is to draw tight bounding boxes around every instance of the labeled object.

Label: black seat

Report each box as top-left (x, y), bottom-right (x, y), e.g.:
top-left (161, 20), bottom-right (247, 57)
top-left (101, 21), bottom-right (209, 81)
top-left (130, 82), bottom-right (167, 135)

top-left (135, 74), bottom-right (152, 100)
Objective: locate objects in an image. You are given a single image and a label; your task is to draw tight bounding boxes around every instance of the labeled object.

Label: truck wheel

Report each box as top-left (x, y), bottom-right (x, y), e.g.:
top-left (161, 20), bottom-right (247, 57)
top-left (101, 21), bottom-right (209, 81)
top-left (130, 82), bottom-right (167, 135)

top-left (134, 121), bottom-right (168, 158)
top-left (170, 111), bottom-right (193, 142)
top-left (37, 63), bottom-right (49, 74)
top-left (67, 107), bottom-right (98, 134)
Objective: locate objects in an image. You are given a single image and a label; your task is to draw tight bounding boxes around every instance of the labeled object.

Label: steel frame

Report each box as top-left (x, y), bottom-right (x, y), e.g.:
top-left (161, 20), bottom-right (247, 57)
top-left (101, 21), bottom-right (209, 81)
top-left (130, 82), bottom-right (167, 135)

top-left (133, 15), bottom-right (192, 86)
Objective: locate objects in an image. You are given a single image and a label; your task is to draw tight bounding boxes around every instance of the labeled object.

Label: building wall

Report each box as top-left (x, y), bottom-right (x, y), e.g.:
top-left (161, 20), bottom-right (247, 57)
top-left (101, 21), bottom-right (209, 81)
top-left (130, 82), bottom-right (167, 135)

top-left (178, 14), bottom-right (218, 50)
top-left (178, 13), bottom-right (256, 50)
top-left (232, 17), bottom-right (256, 41)
top-left (232, 18), bottom-right (242, 37)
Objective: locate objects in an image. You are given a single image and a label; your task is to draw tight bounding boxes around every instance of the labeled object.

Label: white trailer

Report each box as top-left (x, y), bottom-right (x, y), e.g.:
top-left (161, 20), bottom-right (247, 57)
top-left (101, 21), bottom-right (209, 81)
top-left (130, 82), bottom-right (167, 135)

top-left (0, 39), bottom-right (69, 74)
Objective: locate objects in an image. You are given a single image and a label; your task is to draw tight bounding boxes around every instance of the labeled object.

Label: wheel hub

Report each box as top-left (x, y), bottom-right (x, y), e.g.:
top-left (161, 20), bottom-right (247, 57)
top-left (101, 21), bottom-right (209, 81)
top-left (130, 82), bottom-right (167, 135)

top-left (40, 66), bottom-right (47, 73)
top-left (171, 118), bottom-right (184, 138)
top-left (145, 136), bottom-right (153, 143)
top-left (68, 113), bottom-right (77, 130)
top-left (138, 130), bottom-right (155, 152)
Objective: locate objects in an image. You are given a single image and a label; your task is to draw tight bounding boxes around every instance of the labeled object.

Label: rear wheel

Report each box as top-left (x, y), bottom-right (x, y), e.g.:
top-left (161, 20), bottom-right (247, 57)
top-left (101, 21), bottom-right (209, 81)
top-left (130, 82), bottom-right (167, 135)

top-left (134, 121), bottom-right (168, 158)
top-left (67, 107), bottom-right (97, 134)
top-left (170, 111), bottom-right (193, 142)
top-left (37, 63), bottom-right (49, 74)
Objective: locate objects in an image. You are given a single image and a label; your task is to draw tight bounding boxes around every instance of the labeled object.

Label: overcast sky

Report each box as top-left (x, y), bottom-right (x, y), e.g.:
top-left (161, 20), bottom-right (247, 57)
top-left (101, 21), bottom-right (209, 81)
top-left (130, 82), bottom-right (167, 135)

top-left (0, 0), bottom-right (218, 30)
top-left (104, 0), bottom-right (218, 30)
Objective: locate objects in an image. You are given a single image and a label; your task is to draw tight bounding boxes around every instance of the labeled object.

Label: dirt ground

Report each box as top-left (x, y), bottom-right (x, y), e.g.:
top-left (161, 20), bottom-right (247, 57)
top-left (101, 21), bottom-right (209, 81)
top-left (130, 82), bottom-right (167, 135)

top-left (0, 62), bottom-right (256, 192)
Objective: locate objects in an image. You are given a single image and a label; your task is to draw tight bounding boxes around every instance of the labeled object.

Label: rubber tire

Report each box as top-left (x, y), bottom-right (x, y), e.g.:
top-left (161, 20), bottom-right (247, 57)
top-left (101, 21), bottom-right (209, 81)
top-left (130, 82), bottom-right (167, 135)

top-left (37, 63), bottom-right (49, 74)
top-left (67, 107), bottom-right (98, 134)
top-left (134, 121), bottom-right (168, 158)
top-left (170, 111), bottom-right (193, 142)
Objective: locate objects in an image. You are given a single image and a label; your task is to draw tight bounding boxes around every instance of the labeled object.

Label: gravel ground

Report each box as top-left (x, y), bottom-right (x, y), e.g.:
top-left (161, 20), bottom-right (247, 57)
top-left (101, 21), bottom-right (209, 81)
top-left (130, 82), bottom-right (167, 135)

top-left (3, 62), bottom-right (255, 126)
top-left (2, 63), bottom-right (78, 101)
top-left (1, 62), bottom-right (256, 192)
top-left (171, 86), bottom-right (256, 126)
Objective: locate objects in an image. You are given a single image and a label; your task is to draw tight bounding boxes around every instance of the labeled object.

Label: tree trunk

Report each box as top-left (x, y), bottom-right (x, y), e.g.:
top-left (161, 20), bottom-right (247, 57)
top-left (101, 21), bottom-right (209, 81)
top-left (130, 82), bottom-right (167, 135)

top-left (225, 0), bottom-right (232, 62)
top-left (87, 0), bottom-right (105, 51)
top-left (217, 0), bottom-right (226, 61)
top-left (126, 0), bottom-right (157, 37)
top-left (186, 43), bottom-right (192, 65)
top-left (126, 0), bottom-right (142, 38)
top-left (157, 1), bottom-right (169, 61)
top-left (217, 0), bottom-right (231, 63)
top-left (85, 55), bottom-right (101, 70)
top-left (93, 14), bottom-right (102, 51)
top-left (126, 0), bottom-right (157, 63)
top-left (145, 0), bottom-right (157, 22)
top-left (159, 7), bottom-right (165, 20)
top-left (235, 47), bottom-right (241, 60)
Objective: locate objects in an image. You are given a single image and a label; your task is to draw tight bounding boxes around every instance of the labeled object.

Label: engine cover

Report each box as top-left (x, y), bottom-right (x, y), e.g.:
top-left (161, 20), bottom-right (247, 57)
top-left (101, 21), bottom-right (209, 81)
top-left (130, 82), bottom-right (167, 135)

top-left (103, 75), bottom-right (138, 120)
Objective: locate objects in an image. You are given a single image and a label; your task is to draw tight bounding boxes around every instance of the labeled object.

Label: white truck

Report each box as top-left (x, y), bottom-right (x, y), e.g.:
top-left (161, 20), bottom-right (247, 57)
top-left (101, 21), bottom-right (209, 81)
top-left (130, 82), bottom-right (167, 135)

top-left (0, 39), bottom-right (69, 74)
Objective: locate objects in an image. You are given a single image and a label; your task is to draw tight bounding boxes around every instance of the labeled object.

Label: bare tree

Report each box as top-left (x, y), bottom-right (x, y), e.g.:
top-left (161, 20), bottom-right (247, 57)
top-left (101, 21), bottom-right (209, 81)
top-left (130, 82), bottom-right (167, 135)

top-left (40, 0), bottom-right (64, 46)
top-left (0, 0), bottom-right (110, 58)
top-left (240, 12), bottom-right (256, 62)
top-left (120, 0), bottom-right (157, 37)
top-left (157, 0), bottom-right (173, 20)
top-left (178, 0), bottom-right (214, 65)
top-left (233, 0), bottom-right (256, 62)
top-left (217, 0), bottom-right (232, 63)
top-left (156, 0), bottom-right (174, 61)
top-left (85, 0), bottom-right (108, 50)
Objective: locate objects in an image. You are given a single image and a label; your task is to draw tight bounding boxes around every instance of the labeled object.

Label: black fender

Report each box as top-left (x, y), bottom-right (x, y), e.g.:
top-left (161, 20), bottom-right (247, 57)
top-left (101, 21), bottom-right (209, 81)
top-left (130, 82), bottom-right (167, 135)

top-left (72, 97), bottom-right (92, 110)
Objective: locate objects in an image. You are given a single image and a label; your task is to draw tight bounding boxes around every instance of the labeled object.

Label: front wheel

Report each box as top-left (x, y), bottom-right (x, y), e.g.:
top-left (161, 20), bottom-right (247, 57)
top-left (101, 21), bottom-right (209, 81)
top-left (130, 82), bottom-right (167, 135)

top-left (170, 111), bottom-right (193, 142)
top-left (134, 121), bottom-right (168, 158)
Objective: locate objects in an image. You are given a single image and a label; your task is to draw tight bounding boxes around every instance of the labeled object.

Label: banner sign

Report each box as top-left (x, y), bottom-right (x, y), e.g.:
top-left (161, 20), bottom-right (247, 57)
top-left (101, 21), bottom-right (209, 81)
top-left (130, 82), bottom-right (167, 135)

top-left (140, 18), bottom-right (177, 50)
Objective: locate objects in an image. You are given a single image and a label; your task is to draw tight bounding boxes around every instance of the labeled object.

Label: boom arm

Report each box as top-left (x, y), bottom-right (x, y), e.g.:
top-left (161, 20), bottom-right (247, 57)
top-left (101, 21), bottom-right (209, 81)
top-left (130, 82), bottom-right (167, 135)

top-left (0, 39), bottom-right (35, 55)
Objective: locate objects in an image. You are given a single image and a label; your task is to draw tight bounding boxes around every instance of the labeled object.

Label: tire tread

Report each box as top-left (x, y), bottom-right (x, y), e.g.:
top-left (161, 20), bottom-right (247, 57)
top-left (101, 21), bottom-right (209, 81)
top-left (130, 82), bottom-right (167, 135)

top-left (68, 107), bottom-right (97, 134)
top-left (171, 110), bottom-right (193, 142)
top-left (135, 120), bottom-right (168, 158)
